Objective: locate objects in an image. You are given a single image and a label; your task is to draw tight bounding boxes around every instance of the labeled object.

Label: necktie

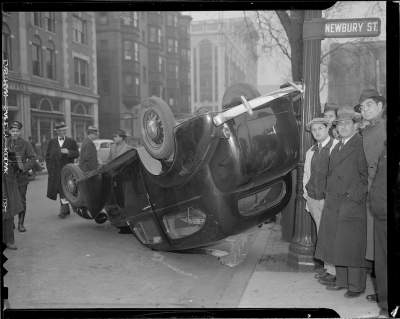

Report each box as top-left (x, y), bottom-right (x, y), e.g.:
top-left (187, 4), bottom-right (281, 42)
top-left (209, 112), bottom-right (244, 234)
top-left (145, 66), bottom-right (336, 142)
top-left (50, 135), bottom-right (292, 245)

top-left (318, 143), bottom-right (322, 152)
top-left (338, 140), bottom-right (344, 151)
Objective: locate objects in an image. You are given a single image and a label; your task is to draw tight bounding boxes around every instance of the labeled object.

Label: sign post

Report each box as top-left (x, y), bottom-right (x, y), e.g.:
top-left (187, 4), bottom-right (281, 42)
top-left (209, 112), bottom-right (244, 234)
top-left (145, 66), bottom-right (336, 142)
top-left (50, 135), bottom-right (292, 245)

top-left (287, 14), bottom-right (381, 271)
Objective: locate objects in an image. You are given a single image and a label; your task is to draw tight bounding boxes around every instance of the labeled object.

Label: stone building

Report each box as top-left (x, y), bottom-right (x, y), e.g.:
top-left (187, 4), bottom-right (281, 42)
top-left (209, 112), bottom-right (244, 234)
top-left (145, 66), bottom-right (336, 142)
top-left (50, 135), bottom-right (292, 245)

top-left (2, 12), bottom-right (99, 149)
top-left (190, 17), bottom-right (258, 113)
top-left (95, 12), bottom-right (192, 139)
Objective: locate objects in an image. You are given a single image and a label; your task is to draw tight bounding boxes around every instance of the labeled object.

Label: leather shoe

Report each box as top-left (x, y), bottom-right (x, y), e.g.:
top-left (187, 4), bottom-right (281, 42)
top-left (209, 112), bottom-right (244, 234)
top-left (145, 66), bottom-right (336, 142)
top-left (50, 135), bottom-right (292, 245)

top-left (326, 284), bottom-right (346, 291)
top-left (318, 274), bottom-right (336, 285)
top-left (366, 293), bottom-right (378, 302)
top-left (18, 225), bottom-right (26, 232)
top-left (315, 272), bottom-right (330, 279)
top-left (344, 290), bottom-right (364, 298)
top-left (6, 243), bottom-right (17, 250)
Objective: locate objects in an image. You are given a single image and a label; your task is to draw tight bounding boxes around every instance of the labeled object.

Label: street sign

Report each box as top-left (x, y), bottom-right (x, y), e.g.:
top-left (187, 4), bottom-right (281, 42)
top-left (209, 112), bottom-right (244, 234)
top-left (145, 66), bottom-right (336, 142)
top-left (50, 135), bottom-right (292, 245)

top-left (324, 18), bottom-right (381, 38)
top-left (303, 17), bottom-right (381, 40)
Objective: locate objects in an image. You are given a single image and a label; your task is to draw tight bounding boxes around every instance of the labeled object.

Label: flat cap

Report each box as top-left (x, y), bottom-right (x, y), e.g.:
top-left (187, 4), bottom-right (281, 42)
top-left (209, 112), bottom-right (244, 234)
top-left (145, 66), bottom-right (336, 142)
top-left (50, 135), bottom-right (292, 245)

top-left (10, 121), bottom-right (23, 129)
top-left (113, 129), bottom-right (127, 137)
top-left (306, 117), bottom-right (330, 131)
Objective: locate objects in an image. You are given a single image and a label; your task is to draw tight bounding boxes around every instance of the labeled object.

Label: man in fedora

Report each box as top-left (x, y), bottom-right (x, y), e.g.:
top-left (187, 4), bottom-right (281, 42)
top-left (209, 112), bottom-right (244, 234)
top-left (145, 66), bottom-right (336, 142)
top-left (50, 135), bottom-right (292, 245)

top-left (5, 121), bottom-right (36, 234)
top-left (356, 88), bottom-right (386, 303)
top-left (315, 107), bottom-right (369, 298)
top-left (303, 117), bottom-right (338, 285)
top-left (46, 122), bottom-right (79, 218)
top-left (79, 126), bottom-right (99, 172)
top-left (107, 129), bottom-right (133, 162)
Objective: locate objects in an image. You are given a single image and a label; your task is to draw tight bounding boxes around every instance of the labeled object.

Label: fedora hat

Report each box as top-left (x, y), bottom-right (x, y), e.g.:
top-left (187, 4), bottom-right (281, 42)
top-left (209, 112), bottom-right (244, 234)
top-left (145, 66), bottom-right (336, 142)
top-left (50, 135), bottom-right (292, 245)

top-left (87, 125), bottom-right (98, 133)
top-left (55, 122), bottom-right (67, 130)
top-left (306, 117), bottom-right (330, 131)
top-left (358, 88), bottom-right (385, 104)
top-left (334, 107), bottom-right (362, 124)
top-left (113, 129), bottom-right (127, 137)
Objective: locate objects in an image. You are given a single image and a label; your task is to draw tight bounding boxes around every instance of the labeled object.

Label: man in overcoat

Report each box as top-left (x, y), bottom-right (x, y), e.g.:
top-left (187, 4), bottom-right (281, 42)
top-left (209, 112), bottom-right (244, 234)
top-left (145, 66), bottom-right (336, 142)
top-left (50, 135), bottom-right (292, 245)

top-left (315, 107), bottom-right (368, 298)
top-left (369, 142), bottom-right (387, 316)
top-left (356, 89), bottom-right (386, 302)
top-left (79, 126), bottom-right (99, 172)
top-left (107, 129), bottom-right (133, 162)
top-left (46, 122), bottom-right (79, 218)
top-left (7, 121), bottom-right (37, 232)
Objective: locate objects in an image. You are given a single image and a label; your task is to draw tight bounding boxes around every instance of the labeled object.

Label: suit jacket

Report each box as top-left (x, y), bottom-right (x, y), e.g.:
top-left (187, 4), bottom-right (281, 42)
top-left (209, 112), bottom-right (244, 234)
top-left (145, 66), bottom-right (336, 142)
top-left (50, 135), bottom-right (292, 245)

top-left (107, 141), bottom-right (134, 162)
top-left (46, 137), bottom-right (79, 200)
top-left (315, 133), bottom-right (368, 267)
top-left (79, 137), bottom-right (98, 172)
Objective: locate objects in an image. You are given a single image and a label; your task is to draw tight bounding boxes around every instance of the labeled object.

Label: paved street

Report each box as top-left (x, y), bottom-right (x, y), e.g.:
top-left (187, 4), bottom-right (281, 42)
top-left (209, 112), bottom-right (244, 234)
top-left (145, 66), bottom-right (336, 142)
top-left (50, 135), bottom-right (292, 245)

top-left (3, 174), bottom-right (262, 309)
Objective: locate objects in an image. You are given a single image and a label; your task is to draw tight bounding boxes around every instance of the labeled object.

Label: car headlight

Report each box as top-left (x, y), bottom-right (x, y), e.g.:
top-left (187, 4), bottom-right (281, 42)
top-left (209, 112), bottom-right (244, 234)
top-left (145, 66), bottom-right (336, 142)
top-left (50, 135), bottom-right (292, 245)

top-left (162, 207), bottom-right (206, 239)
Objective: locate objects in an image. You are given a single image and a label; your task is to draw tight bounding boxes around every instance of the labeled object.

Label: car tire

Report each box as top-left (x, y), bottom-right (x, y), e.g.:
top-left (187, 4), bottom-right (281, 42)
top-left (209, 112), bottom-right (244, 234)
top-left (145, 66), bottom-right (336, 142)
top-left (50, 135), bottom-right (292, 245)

top-left (221, 83), bottom-right (261, 110)
top-left (139, 96), bottom-right (176, 160)
top-left (61, 163), bottom-right (86, 207)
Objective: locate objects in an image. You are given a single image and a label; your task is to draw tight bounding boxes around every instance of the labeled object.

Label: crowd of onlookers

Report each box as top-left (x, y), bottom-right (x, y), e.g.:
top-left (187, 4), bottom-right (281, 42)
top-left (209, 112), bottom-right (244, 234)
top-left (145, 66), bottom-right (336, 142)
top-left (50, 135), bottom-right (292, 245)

top-left (303, 88), bottom-right (387, 317)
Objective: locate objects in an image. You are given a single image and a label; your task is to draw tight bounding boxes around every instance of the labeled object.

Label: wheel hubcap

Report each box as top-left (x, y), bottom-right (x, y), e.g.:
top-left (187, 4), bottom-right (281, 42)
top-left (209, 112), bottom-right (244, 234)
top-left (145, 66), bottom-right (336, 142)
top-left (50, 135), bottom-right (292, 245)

top-left (144, 110), bottom-right (164, 148)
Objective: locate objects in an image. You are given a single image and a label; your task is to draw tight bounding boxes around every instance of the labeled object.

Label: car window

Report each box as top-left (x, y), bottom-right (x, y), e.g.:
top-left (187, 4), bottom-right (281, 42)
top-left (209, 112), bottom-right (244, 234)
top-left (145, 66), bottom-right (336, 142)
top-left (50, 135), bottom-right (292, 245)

top-left (100, 142), bottom-right (110, 148)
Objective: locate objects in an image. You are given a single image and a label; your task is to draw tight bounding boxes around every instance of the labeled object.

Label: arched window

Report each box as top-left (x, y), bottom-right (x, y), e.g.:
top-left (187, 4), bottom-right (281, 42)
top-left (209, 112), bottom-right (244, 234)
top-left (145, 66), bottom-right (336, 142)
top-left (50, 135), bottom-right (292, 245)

top-left (32, 35), bottom-right (42, 76)
top-left (2, 24), bottom-right (12, 68)
top-left (73, 103), bottom-right (87, 114)
top-left (45, 41), bottom-right (56, 79)
top-left (39, 98), bottom-right (53, 111)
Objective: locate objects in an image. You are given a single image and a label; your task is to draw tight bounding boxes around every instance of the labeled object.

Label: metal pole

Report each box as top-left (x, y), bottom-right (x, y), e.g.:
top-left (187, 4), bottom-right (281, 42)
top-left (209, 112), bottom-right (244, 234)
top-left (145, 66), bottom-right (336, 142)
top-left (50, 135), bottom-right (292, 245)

top-left (287, 10), bottom-right (322, 271)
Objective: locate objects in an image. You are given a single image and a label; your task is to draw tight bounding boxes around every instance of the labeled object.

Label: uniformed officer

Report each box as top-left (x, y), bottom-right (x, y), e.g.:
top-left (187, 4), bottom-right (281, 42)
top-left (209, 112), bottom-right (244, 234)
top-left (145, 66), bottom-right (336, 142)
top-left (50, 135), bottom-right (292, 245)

top-left (7, 121), bottom-right (37, 232)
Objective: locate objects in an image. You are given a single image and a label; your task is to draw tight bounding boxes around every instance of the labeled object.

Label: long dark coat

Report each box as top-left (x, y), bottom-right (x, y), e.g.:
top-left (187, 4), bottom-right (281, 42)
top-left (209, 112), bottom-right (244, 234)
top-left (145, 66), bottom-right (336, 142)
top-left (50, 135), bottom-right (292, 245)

top-left (315, 133), bottom-right (368, 267)
top-left (45, 137), bottom-right (79, 200)
top-left (79, 137), bottom-right (98, 172)
top-left (2, 172), bottom-right (24, 220)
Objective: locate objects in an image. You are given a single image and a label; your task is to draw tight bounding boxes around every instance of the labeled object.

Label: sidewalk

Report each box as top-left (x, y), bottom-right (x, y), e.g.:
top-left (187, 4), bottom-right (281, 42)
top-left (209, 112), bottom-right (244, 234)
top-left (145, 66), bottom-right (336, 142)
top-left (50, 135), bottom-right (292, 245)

top-left (239, 223), bottom-right (380, 318)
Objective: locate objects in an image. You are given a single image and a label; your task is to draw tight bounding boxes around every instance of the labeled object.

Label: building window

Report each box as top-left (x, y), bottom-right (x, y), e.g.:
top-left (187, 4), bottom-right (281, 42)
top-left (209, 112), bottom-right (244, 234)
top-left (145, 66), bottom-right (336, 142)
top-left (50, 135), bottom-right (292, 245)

top-left (149, 27), bottom-right (156, 43)
top-left (124, 73), bottom-right (134, 90)
top-left (157, 28), bottom-right (162, 44)
top-left (174, 39), bottom-right (178, 54)
top-left (167, 38), bottom-right (173, 53)
top-left (74, 57), bottom-right (89, 87)
top-left (33, 12), bottom-right (42, 27)
top-left (2, 24), bottom-right (12, 68)
top-left (98, 12), bottom-right (108, 24)
top-left (32, 36), bottom-right (42, 76)
top-left (134, 76), bottom-right (140, 97)
top-left (43, 12), bottom-right (55, 32)
top-left (123, 40), bottom-right (132, 60)
top-left (193, 49), bottom-right (197, 102)
top-left (45, 41), bottom-right (56, 79)
top-left (73, 15), bottom-right (87, 44)
top-left (175, 65), bottom-right (179, 79)
top-left (158, 56), bottom-right (163, 73)
top-left (133, 12), bottom-right (139, 28)
top-left (134, 42), bottom-right (139, 62)
top-left (142, 65), bottom-right (147, 83)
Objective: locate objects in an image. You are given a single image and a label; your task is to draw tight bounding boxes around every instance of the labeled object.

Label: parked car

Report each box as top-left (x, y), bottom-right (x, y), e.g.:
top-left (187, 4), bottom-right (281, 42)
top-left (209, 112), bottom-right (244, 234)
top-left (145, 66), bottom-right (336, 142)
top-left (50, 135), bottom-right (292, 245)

top-left (93, 139), bottom-right (114, 164)
top-left (61, 83), bottom-right (302, 251)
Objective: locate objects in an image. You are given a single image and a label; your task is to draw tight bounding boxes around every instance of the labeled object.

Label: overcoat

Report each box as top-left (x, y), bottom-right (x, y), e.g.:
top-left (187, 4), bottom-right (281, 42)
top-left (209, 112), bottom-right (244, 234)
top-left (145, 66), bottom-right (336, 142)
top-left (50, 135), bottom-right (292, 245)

top-left (79, 137), bottom-right (98, 172)
top-left (361, 116), bottom-right (386, 260)
top-left (2, 172), bottom-right (24, 220)
top-left (107, 141), bottom-right (133, 162)
top-left (315, 133), bottom-right (368, 267)
top-left (46, 137), bottom-right (79, 200)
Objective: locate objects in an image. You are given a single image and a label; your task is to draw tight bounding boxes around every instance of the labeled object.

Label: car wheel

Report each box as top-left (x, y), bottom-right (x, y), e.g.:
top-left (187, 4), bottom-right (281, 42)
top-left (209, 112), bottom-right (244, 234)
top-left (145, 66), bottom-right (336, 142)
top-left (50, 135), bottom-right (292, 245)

top-left (139, 96), bottom-right (176, 160)
top-left (61, 163), bottom-right (86, 207)
top-left (221, 83), bottom-right (261, 110)
top-left (94, 210), bottom-right (108, 224)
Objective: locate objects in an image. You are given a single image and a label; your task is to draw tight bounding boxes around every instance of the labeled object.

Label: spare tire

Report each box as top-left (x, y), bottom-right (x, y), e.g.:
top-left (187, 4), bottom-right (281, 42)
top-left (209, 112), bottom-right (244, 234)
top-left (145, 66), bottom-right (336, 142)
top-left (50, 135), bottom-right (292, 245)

top-left (139, 96), bottom-right (176, 160)
top-left (221, 83), bottom-right (261, 110)
top-left (61, 163), bottom-right (86, 207)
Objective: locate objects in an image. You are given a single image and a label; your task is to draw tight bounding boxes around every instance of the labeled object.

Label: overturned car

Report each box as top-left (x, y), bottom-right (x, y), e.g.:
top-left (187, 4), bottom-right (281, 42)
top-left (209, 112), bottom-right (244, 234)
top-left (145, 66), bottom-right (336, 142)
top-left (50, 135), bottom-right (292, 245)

top-left (61, 83), bottom-right (302, 251)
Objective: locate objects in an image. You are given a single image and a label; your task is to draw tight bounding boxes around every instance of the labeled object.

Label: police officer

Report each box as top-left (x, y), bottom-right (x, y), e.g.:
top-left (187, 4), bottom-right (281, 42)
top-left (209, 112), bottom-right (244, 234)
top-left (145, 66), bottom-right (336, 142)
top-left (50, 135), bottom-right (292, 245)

top-left (7, 121), bottom-right (37, 232)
